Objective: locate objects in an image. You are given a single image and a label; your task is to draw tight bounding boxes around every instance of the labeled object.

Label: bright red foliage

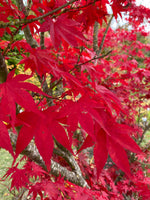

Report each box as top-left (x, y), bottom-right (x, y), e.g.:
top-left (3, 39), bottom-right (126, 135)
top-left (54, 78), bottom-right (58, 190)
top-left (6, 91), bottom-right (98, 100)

top-left (0, 0), bottom-right (150, 199)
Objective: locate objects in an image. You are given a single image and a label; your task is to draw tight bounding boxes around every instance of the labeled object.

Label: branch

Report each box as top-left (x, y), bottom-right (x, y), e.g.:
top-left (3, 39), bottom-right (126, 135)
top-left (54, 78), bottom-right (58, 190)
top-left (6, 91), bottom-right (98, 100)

top-left (40, 32), bottom-right (45, 49)
top-left (137, 160), bottom-right (150, 167)
top-left (16, 0), bottom-right (53, 106)
top-left (98, 15), bottom-right (113, 55)
top-left (53, 139), bottom-right (83, 177)
top-left (93, 21), bottom-right (99, 54)
top-left (16, 0), bottom-right (39, 48)
top-left (0, 51), bottom-right (8, 83)
top-left (24, 26), bottom-right (39, 48)
top-left (93, 15), bottom-right (113, 56)
top-left (75, 50), bottom-right (112, 67)
top-left (51, 160), bottom-right (89, 188)
top-left (9, 132), bottom-right (90, 188)
top-left (37, 74), bottom-right (54, 106)
top-left (0, 0), bottom-right (78, 28)
top-left (138, 123), bottom-right (150, 145)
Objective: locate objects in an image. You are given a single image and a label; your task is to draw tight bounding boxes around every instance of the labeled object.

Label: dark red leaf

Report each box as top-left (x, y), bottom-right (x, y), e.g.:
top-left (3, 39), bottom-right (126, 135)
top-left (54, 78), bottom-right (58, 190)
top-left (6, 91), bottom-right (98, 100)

top-left (0, 70), bottom-right (47, 125)
top-left (0, 121), bottom-right (13, 155)
top-left (16, 111), bottom-right (54, 171)
top-left (94, 129), bottom-right (108, 177)
top-left (107, 136), bottom-right (132, 178)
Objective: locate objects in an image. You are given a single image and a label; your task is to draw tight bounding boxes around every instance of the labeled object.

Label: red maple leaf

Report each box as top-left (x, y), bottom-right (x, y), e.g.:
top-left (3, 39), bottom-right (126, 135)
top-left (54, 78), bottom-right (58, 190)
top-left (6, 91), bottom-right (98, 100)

top-left (11, 39), bottom-right (31, 52)
top-left (111, 0), bottom-right (129, 18)
top-left (0, 121), bottom-right (13, 155)
top-left (74, 100), bottom-right (142, 178)
top-left (0, 0), bottom-right (20, 21)
top-left (23, 161), bottom-right (47, 179)
top-left (4, 166), bottom-right (29, 190)
top-left (20, 48), bottom-right (56, 77)
top-left (15, 111), bottom-right (53, 171)
top-left (38, 14), bottom-right (86, 49)
top-left (0, 70), bottom-right (48, 125)
top-left (15, 106), bottom-right (72, 171)
top-left (60, 96), bottom-right (97, 140)
top-left (44, 106), bottom-right (72, 152)
top-left (22, 15), bottom-right (40, 35)
top-left (82, 109), bottom-right (142, 178)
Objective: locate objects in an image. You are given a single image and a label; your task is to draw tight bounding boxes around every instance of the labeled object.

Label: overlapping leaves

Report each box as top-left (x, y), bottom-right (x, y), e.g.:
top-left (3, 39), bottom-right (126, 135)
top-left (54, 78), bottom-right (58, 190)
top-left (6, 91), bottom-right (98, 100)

top-left (0, 70), bottom-right (48, 125)
top-left (61, 94), bottom-right (142, 177)
top-left (38, 14), bottom-right (86, 49)
top-left (15, 106), bottom-right (72, 171)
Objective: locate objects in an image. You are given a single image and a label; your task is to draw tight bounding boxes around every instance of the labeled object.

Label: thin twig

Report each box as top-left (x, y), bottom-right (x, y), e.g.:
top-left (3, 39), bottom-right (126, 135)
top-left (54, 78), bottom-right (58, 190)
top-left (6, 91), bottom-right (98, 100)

top-left (0, 0), bottom-right (78, 28)
top-left (75, 50), bottom-right (112, 67)
top-left (16, 0), bottom-right (38, 48)
top-left (68, 50), bottom-right (112, 73)
top-left (138, 123), bottom-right (150, 145)
top-left (97, 15), bottom-right (113, 55)
top-left (3, 26), bottom-right (21, 56)
top-left (137, 160), bottom-right (150, 166)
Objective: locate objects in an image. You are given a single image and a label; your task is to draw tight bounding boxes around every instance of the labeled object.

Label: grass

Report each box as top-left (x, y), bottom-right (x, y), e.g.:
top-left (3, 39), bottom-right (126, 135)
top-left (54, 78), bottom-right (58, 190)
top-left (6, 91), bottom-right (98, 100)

top-left (0, 149), bottom-right (14, 200)
top-left (0, 149), bottom-right (25, 200)
top-left (144, 131), bottom-right (150, 142)
top-left (141, 130), bottom-right (150, 147)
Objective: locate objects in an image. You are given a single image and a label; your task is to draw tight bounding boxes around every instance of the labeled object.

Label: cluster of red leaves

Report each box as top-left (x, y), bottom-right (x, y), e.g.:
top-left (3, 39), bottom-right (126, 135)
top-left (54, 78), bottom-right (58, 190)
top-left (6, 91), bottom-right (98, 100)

top-left (128, 3), bottom-right (150, 30)
top-left (2, 150), bottom-right (150, 200)
top-left (0, 0), bottom-right (150, 199)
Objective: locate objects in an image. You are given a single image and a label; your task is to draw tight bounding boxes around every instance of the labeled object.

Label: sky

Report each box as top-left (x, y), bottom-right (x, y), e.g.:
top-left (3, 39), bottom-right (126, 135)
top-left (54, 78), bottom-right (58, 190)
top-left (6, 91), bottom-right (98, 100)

top-left (136, 0), bottom-right (150, 8)
top-left (110, 0), bottom-right (150, 32)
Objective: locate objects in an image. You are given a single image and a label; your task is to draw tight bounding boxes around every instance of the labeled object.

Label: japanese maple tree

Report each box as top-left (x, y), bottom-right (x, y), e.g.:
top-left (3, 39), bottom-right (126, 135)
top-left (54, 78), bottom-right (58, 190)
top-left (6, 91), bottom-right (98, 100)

top-left (0, 0), bottom-right (150, 199)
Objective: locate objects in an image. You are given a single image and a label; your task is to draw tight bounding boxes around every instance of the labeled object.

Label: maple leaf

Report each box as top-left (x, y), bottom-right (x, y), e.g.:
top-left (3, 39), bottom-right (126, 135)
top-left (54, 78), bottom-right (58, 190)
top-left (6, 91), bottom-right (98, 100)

top-left (15, 111), bottom-right (53, 171)
top-left (20, 48), bottom-right (56, 77)
top-left (60, 96), bottom-right (96, 140)
top-left (16, 107), bottom-right (72, 171)
top-left (0, 0), bottom-right (19, 21)
top-left (61, 91), bottom-right (141, 177)
top-left (4, 166), bottom-right (29, 190)
top-left (93, 128), bottom-right (132, 178)
top-left (0, 40), bottom-right (9, 49)
top-left (79, 106), bottom-right (142, 177)
top-left (11, 39), bottom-right (31, 52)
top-left (94, 109), bottom-right (142, 175)
top-left (23, 160), bottom-right (47, 179)
top-left (0, 121), bottom-right (13, 155)
top-left (94, 129), bottom-right (108, 178)
top-left (28, 182), bottom-right (44, 200)
top-left (75, 2), bottom-right (108, 31)
top-left (22, 15), bottom-right (40, 35)
top-left (38, 14), bottom-right (86, 49)
top-left (0, 70), bottom-right (48, 125)
top-left (43, 106), bottom-right (72, 152)
top-left (99, 110), bottom-right (142, 153)
top-left (107, 135), bottom-right (131, 177)
top-left (111, 0), bottom-right (129, 19)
